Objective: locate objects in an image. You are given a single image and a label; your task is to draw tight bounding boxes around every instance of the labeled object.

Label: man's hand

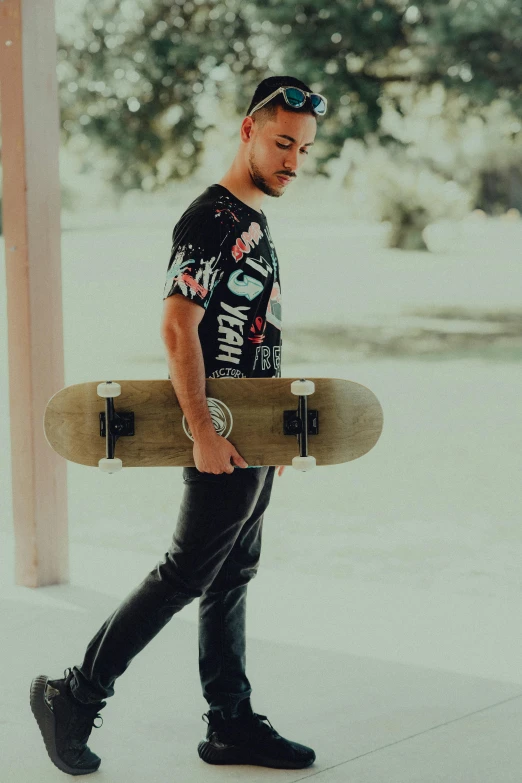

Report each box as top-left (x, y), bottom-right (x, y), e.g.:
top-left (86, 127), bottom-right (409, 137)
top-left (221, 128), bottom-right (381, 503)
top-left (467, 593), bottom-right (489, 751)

top-left (276, 465), bottom-right (286, 477)
top-left (193, 432), bottom-right (248, 474)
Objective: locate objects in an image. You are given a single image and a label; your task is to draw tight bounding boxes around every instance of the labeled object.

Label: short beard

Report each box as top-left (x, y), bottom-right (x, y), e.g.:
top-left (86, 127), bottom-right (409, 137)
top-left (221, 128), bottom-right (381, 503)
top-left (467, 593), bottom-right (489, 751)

top-left (248, 148), bottom-right (283, 199)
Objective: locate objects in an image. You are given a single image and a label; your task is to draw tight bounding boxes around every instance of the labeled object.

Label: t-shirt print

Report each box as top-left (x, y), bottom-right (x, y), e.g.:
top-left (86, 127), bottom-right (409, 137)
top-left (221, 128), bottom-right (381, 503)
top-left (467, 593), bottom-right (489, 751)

top-left (163, 184), bottom-right (282, 380)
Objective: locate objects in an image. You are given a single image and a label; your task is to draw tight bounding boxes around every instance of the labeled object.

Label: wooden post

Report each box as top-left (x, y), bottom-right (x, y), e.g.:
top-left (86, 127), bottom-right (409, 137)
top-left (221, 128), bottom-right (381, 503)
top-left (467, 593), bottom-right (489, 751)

top-left (0, 0), bottom-right (68, 586)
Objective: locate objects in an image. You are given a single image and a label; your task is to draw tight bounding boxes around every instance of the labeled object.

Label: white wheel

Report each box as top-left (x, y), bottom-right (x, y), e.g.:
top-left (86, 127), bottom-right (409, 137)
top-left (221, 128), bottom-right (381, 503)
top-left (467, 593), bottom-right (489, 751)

top-left (292, 455), bottom-right (316, 472)
top-left (291, 379), bottom-right (315, 396)
top-left (98, 457), bottom-right (123, 473)
top-left (97, 382), bottom-right (121, 398)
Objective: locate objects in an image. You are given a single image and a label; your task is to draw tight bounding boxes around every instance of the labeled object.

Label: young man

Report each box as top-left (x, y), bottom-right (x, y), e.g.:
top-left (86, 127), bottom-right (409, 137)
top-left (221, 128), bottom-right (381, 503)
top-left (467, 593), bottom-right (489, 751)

top-left (30, 75), bottom-right (327, 776)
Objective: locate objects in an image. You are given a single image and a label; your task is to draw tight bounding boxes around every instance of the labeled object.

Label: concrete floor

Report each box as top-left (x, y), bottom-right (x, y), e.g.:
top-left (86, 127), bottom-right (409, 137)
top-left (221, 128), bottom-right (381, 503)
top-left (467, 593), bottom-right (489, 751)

top-left (2, 212), bottom-right (522, 780)
top-left (3, 530), bottom-right (522, 783)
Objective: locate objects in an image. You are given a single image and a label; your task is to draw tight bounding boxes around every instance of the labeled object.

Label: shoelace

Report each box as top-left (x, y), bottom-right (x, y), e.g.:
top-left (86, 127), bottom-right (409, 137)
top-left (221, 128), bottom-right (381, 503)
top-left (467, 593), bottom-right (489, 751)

top-left (63, 668), bottom-right (105, 741)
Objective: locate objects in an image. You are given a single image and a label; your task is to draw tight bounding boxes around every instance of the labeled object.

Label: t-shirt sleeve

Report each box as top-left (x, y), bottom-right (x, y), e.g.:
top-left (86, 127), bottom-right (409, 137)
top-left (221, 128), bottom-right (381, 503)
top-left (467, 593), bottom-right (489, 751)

top-left (162, 208), bottom-right (229, 309)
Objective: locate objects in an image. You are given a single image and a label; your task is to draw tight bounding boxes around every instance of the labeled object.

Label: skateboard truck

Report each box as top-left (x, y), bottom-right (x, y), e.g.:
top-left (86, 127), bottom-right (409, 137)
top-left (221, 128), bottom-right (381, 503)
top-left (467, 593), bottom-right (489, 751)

top-left (96, 379), bottom-right (319, 474)
top-left (285, 379), bottom-right (318, 472)
top-left (97, 382), bottom-right (133, 473)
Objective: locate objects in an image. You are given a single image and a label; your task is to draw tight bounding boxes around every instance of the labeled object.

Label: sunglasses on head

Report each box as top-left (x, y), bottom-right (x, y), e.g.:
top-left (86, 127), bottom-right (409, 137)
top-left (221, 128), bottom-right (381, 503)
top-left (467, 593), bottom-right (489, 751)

top-left (247, 86), bottom-right (327, 117)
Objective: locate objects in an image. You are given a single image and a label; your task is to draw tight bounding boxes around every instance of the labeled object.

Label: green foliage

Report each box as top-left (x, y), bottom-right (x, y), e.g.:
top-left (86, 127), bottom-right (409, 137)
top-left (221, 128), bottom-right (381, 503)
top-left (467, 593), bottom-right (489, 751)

top-left (56, 0), bottom-right (522, 203)
top-left (422, 0), bottom-right (522, 110)
top-left (57, 0), bottom-right (264, 193)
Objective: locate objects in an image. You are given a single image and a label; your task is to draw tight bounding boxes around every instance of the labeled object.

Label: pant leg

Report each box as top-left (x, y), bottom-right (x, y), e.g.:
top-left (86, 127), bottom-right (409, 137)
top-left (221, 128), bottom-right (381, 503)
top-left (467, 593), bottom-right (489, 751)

top-left (70, 466), bottom-right (272, 705)
top-left (198, 466), bottom-right (276, 716)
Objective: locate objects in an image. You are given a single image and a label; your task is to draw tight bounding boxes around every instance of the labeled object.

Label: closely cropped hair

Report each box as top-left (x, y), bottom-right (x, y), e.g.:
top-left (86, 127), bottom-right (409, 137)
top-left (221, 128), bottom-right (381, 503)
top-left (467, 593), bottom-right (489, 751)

top-left (246, 76), bottom-right (316, 128)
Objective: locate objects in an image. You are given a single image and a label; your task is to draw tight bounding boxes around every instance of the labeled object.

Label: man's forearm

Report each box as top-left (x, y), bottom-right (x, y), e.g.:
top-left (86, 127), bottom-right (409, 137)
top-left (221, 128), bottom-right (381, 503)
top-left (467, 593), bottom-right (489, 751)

top-left (163, 329), bottom-right (216, 440)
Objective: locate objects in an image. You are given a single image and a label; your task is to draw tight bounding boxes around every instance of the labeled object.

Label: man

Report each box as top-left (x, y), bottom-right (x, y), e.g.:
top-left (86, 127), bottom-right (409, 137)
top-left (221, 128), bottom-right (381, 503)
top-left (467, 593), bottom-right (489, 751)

top-left (30, 74), bottom-right (327, 775)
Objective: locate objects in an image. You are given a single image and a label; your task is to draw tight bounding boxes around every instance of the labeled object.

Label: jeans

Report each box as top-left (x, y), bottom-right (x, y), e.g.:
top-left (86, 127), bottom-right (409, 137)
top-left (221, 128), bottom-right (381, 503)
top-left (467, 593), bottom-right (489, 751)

top-left (69, 465), bottom-right (276, 717)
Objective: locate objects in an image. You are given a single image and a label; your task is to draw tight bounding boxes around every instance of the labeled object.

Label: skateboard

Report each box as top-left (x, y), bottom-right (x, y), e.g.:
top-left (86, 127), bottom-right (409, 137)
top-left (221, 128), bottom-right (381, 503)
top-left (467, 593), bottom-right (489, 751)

top-left (43, 377), bottom-right (383, 472)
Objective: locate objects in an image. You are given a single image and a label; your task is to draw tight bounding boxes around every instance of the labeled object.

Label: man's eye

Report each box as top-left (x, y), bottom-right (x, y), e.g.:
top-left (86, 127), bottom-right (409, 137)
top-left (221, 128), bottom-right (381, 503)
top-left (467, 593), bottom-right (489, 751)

top-left (276, 143), bottom-right (309, 154)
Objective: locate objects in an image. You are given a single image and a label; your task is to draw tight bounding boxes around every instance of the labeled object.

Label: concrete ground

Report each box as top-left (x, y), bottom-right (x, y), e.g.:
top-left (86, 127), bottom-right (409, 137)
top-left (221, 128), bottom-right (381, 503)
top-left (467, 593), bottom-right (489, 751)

top-left (3, 496), bottom-right (522, 781)
top-left (2, 212), bottom-right (522, 780)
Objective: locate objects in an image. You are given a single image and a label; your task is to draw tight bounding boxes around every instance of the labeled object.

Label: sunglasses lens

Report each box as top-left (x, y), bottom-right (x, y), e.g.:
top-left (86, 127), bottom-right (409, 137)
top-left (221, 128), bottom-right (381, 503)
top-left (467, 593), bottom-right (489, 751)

top-left (285, 87), bottom-right (305, 107)
top-left (310, 94), bottom-right (326, 115)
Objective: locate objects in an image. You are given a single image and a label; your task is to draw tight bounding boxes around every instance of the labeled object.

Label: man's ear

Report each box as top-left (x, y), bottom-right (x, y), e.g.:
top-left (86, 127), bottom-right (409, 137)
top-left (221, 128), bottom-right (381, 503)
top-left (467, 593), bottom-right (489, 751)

top-left (240, 116), bottom-right (255, 143)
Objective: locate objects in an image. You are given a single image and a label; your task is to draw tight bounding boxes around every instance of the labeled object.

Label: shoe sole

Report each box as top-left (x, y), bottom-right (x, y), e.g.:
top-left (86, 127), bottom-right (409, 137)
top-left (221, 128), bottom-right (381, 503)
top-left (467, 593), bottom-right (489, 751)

top-left (30, 675), bottom-right (101, 776)
top-left (197, 739), bottom-right (315, 769)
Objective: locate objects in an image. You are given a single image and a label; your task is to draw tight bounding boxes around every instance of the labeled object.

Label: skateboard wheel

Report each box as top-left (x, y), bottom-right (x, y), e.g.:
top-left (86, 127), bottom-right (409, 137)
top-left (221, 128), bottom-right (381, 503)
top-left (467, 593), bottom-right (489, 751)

top-left (97, 382), bottom-right (121, 398)
top-left (98, 457), bottom-right (123, 473)
top-left (291, 379), bottom-right (315, 396)
top-left (292, 455), bottom-right (316, 471)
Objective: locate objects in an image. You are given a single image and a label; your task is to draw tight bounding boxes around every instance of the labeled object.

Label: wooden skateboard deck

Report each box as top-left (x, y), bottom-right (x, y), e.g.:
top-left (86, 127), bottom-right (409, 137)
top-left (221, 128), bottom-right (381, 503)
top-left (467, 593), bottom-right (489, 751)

top-left (43, 377), bottom-right (383, 470)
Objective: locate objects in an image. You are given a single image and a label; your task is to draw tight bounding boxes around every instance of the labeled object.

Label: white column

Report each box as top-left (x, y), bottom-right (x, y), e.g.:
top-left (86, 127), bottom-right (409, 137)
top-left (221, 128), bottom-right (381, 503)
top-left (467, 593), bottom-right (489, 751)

top-left (0, 0), bottom-right (68, 586)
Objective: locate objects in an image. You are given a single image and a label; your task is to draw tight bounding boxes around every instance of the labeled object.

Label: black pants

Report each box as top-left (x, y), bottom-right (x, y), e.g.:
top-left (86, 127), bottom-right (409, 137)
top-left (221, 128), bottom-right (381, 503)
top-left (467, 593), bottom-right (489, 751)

top-left (69, 466), bottom-right (276, 717)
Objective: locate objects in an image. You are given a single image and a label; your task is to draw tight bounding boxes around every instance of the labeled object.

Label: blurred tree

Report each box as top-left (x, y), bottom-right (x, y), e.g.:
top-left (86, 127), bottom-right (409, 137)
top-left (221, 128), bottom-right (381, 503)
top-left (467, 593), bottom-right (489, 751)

top-left (56, 0), bottom-right (522, 218)
top-left (479, 165), bottom-right (522, 215)
top-left (57, 0), bottom-right (265, 193)
top-left (259, 0), bottom-right (522, 174)
top-left (422, 0), bottom-right (522, 110)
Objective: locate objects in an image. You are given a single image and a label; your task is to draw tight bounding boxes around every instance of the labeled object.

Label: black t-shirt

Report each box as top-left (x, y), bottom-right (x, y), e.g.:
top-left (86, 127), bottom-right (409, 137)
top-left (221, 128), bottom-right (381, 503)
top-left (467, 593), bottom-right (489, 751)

top-left (163, 184), bottom-right (282, 379)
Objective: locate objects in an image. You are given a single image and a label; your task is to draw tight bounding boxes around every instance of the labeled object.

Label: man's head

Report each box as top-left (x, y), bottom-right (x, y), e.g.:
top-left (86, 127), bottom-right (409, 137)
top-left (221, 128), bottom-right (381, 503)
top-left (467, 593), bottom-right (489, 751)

top-left (238, 76), bottom-right (323, 199)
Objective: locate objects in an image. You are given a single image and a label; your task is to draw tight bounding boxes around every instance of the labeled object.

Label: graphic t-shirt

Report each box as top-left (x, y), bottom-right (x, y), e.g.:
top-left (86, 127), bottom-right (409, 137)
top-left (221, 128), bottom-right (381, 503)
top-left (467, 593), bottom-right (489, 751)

top-left (163, 184), bottom-right (282, 379)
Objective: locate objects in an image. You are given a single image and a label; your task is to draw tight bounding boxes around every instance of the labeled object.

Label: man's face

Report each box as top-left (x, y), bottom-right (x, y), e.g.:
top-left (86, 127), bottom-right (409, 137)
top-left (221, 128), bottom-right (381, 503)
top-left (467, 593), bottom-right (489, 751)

top-left (244, 105), bottom-right (317, 198)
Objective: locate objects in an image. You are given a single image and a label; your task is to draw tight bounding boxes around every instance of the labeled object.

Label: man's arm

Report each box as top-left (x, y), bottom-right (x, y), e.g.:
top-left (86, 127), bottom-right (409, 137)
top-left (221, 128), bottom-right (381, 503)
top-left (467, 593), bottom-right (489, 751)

top-left (161, 294), bottom-right (215, 440)
top-left (162, 327), bottom-right (216, 440)
top-left (160, 293), bottom-right (248, 474)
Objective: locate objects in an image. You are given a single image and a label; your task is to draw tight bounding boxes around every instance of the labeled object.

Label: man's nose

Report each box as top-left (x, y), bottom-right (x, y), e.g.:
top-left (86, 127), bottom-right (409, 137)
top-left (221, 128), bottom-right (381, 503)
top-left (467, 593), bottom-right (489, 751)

top-left (283, 148), bottom-right (299, 171)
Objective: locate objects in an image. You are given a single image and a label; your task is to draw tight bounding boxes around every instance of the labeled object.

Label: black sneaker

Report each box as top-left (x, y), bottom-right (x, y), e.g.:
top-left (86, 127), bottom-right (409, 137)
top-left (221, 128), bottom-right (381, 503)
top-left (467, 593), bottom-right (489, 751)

top-left (197, 698), bottom-right (316, 769)
top-left (30, 667), bottom-right (106, 775)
